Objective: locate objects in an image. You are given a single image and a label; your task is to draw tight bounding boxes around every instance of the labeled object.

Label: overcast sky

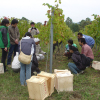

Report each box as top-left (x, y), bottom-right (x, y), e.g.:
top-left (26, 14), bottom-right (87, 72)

top-left (0, 0), bottom-right (100, 24)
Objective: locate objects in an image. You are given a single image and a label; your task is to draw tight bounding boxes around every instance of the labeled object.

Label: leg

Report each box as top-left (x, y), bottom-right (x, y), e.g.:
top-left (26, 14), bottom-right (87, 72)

top-left (68, 62), bottom-right (81, 74)
top-left (25, 62), bottom-right (32, 85)
top-left (20, 63), bottom-right (26, 85)
top-left (14, 44), bottom-right (18, 56)
top-left (1, 48), bottom-right (8, 71)
top-left (7, 44), bottom-right (15, 65)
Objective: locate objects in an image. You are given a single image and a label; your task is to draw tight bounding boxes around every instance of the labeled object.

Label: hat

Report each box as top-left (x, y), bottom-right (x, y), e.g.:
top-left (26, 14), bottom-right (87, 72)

top-left (34, 38), bottom-right (40, 42)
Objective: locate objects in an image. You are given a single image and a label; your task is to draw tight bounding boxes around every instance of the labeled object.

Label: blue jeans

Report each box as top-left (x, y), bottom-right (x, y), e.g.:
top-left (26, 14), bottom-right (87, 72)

top-left (68, 62), bottom-right (81, 74)
top-left (7, 44), bottom-right (18, 65)
top-left (20, 62), bottom-right (32, 85)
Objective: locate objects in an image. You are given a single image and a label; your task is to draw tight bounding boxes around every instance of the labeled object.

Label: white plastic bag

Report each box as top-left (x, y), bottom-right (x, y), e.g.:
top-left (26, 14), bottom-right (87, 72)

top-left (12, 52), bottom-right (20, 72)
top-left (0, 63), bottom-right (4, 74)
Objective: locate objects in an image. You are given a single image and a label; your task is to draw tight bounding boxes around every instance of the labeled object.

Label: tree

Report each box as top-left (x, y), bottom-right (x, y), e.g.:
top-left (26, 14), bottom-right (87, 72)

top-left (70, 23), bottom-right (80, 32)
top-left (20, 17), bottom-right (29, 23)
top-left (65, 17), bottom-right (73, 27)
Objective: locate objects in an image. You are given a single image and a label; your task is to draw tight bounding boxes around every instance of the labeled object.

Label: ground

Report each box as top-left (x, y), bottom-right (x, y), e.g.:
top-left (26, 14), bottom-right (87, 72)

top-left (0, 38), bottom-right (100, 100)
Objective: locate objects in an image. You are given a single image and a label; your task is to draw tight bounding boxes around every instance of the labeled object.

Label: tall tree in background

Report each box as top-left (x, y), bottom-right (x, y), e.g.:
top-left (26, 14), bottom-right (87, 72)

top-left (65, 17), bottom-right (73, 27)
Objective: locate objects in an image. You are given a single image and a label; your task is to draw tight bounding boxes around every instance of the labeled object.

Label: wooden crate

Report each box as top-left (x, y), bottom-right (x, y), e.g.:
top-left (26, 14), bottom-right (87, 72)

top-left (92, 61), bottom-right (100, 70)
top-left (0, 63), bottom-right (4, 74)
top-left (37, 71), bottom-right (55, 96)
top-left (26, 76), bottom-right (49, 100)
top-left (54, 69), bottom-right (73, 93)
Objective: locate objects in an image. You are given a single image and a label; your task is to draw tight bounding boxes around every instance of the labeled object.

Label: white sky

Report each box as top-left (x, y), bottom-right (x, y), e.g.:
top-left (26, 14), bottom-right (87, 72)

top-left (0, 0), bottom-right (100, 24)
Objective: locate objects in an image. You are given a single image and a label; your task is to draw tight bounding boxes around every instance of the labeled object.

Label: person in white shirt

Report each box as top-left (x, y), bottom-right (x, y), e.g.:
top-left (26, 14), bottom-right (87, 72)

top-left (28, 22), bottom-right (39, 38)
top-left (34, 38), bottom-right (46, 61)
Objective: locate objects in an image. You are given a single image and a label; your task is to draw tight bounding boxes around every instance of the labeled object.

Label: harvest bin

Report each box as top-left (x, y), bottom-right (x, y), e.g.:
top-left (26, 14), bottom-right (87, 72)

top-left (92, 61), bottom-right (100, 70)
top-left (54, 69), bottom-right (73, 93)
top-left (26, 76), bottom-right (49, 100)
top-left (37, 71), bottom-right (55, 95)
top-left (0, 63), bottom-right (4, 74)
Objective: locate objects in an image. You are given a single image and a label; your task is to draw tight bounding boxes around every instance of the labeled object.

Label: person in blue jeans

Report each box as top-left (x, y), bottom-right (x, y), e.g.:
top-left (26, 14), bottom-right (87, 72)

top-left (7, 19), bottom-right (20, 67)
top-left (68, 46), bottom-right (86, 74)
top-left (19, 32), bottom-right (35, 86)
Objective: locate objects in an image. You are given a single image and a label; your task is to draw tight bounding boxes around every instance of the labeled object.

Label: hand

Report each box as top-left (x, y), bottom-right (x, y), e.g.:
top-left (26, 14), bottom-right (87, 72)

top-left (44, 52), bottom-right (46, 55)
top-left (15, 39), bottom-right (18, 44)
top-left (4, 47), bottom-right (8, 52)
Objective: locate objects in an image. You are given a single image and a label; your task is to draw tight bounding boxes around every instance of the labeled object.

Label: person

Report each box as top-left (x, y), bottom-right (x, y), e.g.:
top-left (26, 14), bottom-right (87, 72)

top-left (79, 38), bottom-right (94, 66)
top-left (34, 38), bottom-right (46, 61)
top-left (77, 32), bottom-right (95, 48)
top-left (28, 22), bottom-right (39, 37)
top-left (7, 19), bottom-right (20, 67)
top-left (64, 39), bottom-right (77, 59)
top-left (0, 19), bottom-right (10, 72)
top-left (68, 46), bottom-right (86, 74)
top-left (18, 32), bottom-right (35, 86)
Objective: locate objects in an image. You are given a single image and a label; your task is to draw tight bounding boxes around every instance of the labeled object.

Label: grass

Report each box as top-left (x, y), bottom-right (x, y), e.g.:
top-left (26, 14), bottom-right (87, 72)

top-left (0, 38), bottom-right (100, 100)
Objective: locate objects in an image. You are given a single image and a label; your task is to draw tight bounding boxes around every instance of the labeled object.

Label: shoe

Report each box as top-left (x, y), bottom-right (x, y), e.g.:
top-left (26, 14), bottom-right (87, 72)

top-left (4, 69), bottom-right (8, 72)
top-left (8, 65), bottom-right (11, 67)
top-left (79, 71), bottom-right (84, 74)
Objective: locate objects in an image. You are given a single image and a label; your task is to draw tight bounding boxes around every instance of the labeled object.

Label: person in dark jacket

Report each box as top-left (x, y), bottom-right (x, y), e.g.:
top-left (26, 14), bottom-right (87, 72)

top-left (0, 19), bottom-right (10, 72)
top-left (68, 46), bottom-right (86, 74)
top-left (18, 32), bottom-right (35, 86)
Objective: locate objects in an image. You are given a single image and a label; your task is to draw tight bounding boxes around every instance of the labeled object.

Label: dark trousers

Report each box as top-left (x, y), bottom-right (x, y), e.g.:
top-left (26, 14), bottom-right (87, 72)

top-left (1, 48), bottom-right (8, 71)
top-left (7, 44), bottom-right (18, 65)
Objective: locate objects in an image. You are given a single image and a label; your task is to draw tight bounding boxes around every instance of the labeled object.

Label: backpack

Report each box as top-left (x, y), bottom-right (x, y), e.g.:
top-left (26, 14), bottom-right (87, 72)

top-left (80, 54), bottom-right (90, 66)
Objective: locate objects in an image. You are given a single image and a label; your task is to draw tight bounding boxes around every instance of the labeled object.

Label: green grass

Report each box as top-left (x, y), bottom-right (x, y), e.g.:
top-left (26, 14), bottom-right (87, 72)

top-left (0, 38), bottom-right (100, 100)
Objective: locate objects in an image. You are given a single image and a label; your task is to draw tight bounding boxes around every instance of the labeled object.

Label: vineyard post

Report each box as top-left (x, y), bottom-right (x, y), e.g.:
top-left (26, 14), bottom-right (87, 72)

top-left (50, 7), bottom-right (54, 73)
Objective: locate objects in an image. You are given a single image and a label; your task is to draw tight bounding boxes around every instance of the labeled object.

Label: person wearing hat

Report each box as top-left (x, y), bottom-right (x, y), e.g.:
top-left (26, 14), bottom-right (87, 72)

top-left (34, 38), bottom-right (46, 61)
top-left (28, 22), bottom-right (39, 38)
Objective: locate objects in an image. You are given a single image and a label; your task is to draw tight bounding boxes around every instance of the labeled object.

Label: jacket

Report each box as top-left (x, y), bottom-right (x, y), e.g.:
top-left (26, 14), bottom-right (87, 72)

top-left (72, 51), bottom-right (86, 70)
top-left (83, 34), bottom-right (95, 46)
top-left (18, 36), bottom-right (36, 56)
top-left (0, 26), bottom-right (10, 48)
top-left (36, 44), bottom-right (46, 56)
top-left (8, 25), bottom-right (20, 45)
top-left (65, 43), bottom-right (77, 51)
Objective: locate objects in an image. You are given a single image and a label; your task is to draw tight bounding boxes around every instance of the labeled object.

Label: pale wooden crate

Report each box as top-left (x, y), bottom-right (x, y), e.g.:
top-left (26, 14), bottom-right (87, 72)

top-left (37, 71), bottom-right (55, 96)
top-left (54, 69), bottom-right (73, 93)
top-left (0, 63), bottom-right (4, 74)
top-left (92, 61), bottom-right (100, 70)
top-left (26, 76), bottom-right (49, 100)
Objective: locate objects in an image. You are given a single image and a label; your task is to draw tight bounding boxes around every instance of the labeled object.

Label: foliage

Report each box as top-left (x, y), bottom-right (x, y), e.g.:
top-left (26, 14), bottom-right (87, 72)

top-left (34, 0), bottom-right (73, 44)
top-left (80, 14), bottom-right (100, 45)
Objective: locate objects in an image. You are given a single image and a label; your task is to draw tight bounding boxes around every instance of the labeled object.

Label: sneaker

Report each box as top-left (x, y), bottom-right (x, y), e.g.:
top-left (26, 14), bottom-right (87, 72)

top-left (8, 65), bottom-right (11, 67)
top-left (4, 69), bottom-right (8, 72)
top-left (79, 71), bottom-right (84, 74)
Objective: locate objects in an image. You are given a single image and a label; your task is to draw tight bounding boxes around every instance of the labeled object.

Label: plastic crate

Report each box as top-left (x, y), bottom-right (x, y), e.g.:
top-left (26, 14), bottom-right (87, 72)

top-left (54, 69), bottom-right (73, 93)
top-left (37, 71), bottom-right (55, 95)
top-left (26, 76), bottom-right (49, 100)
top-left (92, 61), bottom-right (100, 70)
top-left (0, 63), bottom-right (4, 74)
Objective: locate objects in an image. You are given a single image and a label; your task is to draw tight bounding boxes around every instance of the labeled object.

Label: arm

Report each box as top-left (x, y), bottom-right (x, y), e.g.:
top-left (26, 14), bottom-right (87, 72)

top-left (38, 44), bottom-right (46, 54)
top-left (1, 28), bottom-right (8, 47)
top-left (36, 28), bottom-right (39, 34)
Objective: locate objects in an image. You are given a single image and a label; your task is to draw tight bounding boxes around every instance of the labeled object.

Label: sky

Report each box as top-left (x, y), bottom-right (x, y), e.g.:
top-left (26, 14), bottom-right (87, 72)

top-left (0, 0), bottom-right (100, 24)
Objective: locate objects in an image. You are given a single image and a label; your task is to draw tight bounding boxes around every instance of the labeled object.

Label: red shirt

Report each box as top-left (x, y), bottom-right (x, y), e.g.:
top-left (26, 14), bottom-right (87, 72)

top-left (81, 44), bottom-right (94, 59)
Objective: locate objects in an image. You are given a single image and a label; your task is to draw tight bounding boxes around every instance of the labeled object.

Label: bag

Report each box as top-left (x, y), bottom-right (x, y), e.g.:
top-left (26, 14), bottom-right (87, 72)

top-left (0, 63), bottom-right (4, 74)
top-left (18, 40), bottom-right (32, 64)
top-left (12, 52), bottom-right (20, 71)
top-left (80, 54), bottom-right (90, 66)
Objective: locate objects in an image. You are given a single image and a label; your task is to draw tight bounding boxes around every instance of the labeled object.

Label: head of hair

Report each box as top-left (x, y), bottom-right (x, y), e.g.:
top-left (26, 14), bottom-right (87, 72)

top-left (30, 22), bottom-right (35, 25)
top-left (24, 32), bottom-right (32, 37)
top-left (68, 39), bottom-right (73, 45)
top-left (69, 46), bottom-right (78, 52)
top-left (0, 19), bottom-right (9, 26)
top-left (11, 19), bottom-right (18, 25)
top-left (78, 32), bottom-right (83, 36)
top-left (79, 38), bottom-right (86, 44)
